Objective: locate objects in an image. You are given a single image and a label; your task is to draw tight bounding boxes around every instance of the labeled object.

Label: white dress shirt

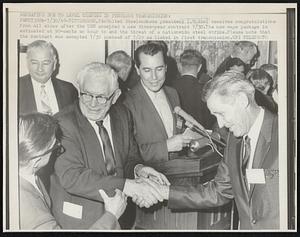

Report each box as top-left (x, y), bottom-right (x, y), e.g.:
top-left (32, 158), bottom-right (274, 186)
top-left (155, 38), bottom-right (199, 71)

top-left (31, 77), bottom-right (59, 114)
top-left (244, 107), bottom-right (264, 188)
top-left (88, 114), bottom-right (115, 161)
top-left (141, 82), bottom-right (174, 138)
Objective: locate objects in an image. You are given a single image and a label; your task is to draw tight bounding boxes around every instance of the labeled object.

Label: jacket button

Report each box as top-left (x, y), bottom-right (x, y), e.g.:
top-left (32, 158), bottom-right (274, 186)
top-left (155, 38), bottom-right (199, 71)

top-left (252, 219), bottom-right (257, 224)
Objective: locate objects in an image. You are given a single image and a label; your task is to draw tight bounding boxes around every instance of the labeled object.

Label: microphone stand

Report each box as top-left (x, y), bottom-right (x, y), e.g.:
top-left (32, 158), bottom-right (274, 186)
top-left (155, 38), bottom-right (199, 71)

top-left (187, 123), bottom-right (226, 147)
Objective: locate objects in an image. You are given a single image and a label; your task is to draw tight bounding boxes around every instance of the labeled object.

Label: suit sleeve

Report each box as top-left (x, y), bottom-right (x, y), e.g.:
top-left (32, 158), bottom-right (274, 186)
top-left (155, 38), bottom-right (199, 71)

top-left (54, 119), bottom-right (125, 202)
top-left (89, 211), bottom-right (120, 230)
top-left (168, 158), bottom-right (234, 209)
top-left (123, 107), bottom-right (144, 178)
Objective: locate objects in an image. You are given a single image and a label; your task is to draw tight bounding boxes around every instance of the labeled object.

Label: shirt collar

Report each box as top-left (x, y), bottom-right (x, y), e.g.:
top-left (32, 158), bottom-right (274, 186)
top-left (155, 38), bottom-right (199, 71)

top-left (181, 73), bottom-right (197, 78)
top-left (88, 113), bottom-right (110, 127)
top-left (31, 77), bottom-right (53, 89)
top-left (245, 107), bottom-right (264, 141)
top-left (141, 80), bottom-right (164, 100)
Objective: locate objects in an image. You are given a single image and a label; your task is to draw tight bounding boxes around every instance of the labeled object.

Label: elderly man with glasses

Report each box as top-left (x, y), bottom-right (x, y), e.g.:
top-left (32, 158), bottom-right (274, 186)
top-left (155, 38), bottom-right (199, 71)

top-left (49, 62), bottom-right (169, 230)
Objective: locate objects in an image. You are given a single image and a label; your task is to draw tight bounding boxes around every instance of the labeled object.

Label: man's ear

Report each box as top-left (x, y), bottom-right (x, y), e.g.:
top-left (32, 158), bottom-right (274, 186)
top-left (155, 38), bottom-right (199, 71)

top-left (197, 64), bottom-right (202, 73)
top-left (111, 89), bottom-right (121, 104)
top-left (135, 65), bottom-right (141, 76)
top-left (53, 57), bottom-right (57, 72)
top-left (237, 92), bottom-right (249, 109)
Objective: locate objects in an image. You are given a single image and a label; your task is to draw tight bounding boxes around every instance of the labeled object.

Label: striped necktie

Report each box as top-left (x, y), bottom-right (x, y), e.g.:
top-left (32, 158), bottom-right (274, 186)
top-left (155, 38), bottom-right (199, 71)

top-left (96, 120), bottom-right (116, 175)
top-left (40, 84), bottom-right (52, 115)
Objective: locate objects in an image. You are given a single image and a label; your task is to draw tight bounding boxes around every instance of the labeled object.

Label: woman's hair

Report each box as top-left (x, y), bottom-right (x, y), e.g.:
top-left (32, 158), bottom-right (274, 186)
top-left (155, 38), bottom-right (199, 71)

top-left (225, 57), bottom-right (246, 72)
top-left (19, 113), bottom-right (58, 167)
top-left (246, 68), bottom-right (273, 95)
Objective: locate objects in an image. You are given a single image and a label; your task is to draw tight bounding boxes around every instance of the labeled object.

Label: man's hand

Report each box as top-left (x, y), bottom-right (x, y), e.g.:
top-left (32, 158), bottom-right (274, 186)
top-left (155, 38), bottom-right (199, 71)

top-left (135, 164), bottom-right (170, 186)
top-left (132, 178), bottom-right (170, 206)
top-left (99, 189), bottom-right (127, 219)
top-left (123, 178), bottom-right (164, 208)
top-left (167, 134), bottom-right (193, 152)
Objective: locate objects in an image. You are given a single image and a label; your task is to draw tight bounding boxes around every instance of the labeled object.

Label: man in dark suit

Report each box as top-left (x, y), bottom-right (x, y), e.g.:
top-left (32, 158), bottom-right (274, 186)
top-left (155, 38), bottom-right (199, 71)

top-left (49, 62), bottom-right (168, 229)
top-left (159, 71), bottom-right (279, 229)
top-left (214, 41), bottom-right (259, 76)
top-left (123, 42), bottom-right (193, 163)
top-left (173, 49), bottom-right (216, 129)
top-left (19, 40), bottom-right (78, 115)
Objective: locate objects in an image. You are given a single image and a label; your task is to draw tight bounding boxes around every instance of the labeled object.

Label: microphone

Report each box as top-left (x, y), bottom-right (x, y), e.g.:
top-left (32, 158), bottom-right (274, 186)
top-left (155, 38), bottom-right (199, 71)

top-left (174, 107), bottom-right (226, 147)
top-left (174, 106), bottom-right (205, 130)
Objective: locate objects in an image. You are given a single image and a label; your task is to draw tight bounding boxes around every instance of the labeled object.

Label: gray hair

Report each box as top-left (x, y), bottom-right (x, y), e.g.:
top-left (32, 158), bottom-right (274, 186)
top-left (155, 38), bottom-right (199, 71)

top-left (76, 62), bottom-right (119, 90)
top-left (106, 50), bottom-right (132, 72)
top-left (26, 40), bottom-right (57, 60)
top-left (202, 70), bottom-right (256, 104)
top-left (180, 49), bottom-right (203, 67)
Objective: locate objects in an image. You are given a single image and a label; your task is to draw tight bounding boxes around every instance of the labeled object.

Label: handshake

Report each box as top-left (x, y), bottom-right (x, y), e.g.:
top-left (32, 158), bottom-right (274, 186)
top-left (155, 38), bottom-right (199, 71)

top-left (123, 164), bottom-right (170, 208)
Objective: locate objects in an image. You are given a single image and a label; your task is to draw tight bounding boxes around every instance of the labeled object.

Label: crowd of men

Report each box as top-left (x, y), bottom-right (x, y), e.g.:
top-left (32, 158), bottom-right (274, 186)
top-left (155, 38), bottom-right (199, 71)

top-left (18, 40), bottom-right (279, 230)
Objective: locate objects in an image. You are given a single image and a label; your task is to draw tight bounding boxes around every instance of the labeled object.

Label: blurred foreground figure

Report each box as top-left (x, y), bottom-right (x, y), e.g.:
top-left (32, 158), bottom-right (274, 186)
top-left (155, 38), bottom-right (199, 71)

top-left (19, 113), bottom-right (127, 230)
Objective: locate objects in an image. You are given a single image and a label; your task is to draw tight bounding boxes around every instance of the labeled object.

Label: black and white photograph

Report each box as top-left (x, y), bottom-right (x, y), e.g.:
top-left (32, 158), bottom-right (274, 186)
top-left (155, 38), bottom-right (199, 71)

top-left (3, 3), bottom-right (297, 232)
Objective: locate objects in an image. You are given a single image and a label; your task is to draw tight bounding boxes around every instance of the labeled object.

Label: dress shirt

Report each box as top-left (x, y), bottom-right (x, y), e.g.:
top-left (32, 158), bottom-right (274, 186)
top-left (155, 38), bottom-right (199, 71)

top-left (31, 77), bottom-right (59, 114)
top-left (88, 114), bottom-right (115, 161)
top-left (141, 82), bottom-right (174, 138)
top-left (243, 107), bottom-right (264, 188)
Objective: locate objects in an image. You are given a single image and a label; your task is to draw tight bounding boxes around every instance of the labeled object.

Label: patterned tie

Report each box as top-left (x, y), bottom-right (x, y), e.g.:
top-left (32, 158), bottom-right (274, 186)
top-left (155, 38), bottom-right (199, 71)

top-left (40, 84), bottom-right (52, 115)
top-left (241, 136), bottom-right (251, 189)
top-left (96, 120), bottom-right (116, 175)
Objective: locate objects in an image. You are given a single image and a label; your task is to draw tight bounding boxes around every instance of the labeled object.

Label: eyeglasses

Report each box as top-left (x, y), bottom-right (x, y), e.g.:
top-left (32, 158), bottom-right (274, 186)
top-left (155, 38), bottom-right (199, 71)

top-left (30, 140), bottom-right (64, 160)
top-left (80, 90), bottom-right (116, 104)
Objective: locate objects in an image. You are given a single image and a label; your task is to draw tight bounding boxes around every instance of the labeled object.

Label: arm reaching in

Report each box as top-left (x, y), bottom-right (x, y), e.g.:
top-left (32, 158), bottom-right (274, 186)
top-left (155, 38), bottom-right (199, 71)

top-left (99, 189), bottom-right (127, 219)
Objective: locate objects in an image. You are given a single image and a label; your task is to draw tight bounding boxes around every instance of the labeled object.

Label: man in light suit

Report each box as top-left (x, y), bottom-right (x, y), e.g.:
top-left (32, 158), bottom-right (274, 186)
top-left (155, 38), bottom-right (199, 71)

top-left (123, 42), bottom-right (193, 163)
top-left (49, 62), bottom-right (168, 229)
top-left (19, 40), bottom-right (78, 115)
top-left (159, 71), bottom-right (279, 229)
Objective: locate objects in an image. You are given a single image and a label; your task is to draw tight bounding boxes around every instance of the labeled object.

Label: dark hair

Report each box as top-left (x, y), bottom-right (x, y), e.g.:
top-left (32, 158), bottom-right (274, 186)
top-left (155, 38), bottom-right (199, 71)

top-left (246, 69), bottom-right (273, 95)
top-left (225, 57), bottom-right (246, 72)
top-left (134, 42), bottom-right (167, 68)
top-left (19, 113), bottom-right (58, 166)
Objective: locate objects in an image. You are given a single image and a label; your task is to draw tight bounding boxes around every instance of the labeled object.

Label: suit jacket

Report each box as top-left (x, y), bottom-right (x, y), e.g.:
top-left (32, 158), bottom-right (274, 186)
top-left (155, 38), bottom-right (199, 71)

top-left (20, 176), bottom-right (120, 230)
top-left (123, 81), bottom-right (181, 162)
top-left (169, 109), bottom-right (279, 229)
top-left (172, 75), bottom-right (216, 129)
top-left (49, 101), bottom-right (141, 229)
top-left (19, 74), bottom-right (78, 115)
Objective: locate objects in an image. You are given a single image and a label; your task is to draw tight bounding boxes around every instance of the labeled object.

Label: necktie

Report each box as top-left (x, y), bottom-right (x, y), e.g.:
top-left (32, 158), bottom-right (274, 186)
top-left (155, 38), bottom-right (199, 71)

top-left (40, 84), bottom-right (52, 115)
top-left (96, 120), bottom-right (116, 175)
top-left (241, 136), bottom-right (251, 189)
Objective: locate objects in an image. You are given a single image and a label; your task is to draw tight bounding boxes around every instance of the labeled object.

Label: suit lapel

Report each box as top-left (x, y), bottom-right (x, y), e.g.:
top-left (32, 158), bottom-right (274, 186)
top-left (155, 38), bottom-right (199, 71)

top-left (75, 103), bottom-right (108, 175)
top-left (109, 106), bottom-right (124, 177)
top-left (137, 82), bottom-right (168, 138)
top-left (163, 87), bottom-right (177, 135)
top-left (52, 78), bottom-right (62, 110)
top-left (249, 110), bottom-right (273, 199)
top-left (21, 76), bottom-right (37, 112)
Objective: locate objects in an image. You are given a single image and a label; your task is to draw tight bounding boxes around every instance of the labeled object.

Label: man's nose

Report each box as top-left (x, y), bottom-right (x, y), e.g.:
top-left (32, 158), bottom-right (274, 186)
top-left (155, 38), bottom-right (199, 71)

top-left (37, 63), bottom-right (43, 72)
top-left (151, 70), bottom-right (157, 80)
top-left (90, 96), bottom-right (98, 106)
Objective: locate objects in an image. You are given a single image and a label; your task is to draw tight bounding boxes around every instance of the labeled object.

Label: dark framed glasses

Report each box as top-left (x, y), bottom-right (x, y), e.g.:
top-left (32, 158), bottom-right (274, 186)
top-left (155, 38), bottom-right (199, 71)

top-left (80, 90), bottom-right (116, 104)
top-left (30, 140), bottom-right (64, 160)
